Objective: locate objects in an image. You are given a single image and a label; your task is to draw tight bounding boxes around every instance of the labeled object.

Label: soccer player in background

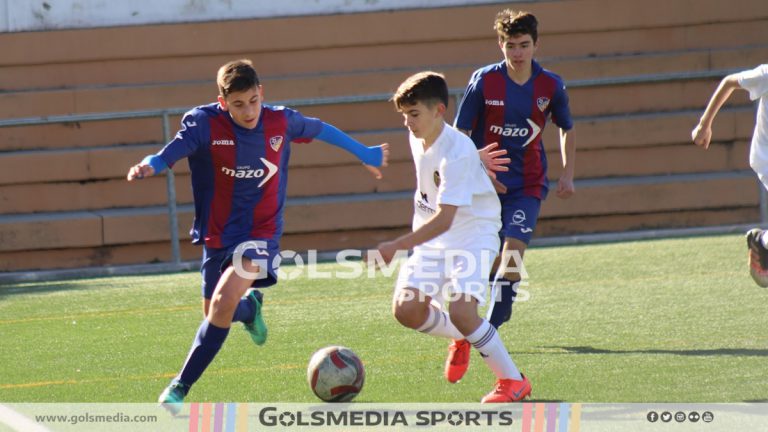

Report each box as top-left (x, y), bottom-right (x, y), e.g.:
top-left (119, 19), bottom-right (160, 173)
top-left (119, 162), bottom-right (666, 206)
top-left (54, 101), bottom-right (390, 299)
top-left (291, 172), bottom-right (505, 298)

top-left (449, 9), bottom-right (575, 383)
top-left (692, 64), bottom-right (768, 287)
top-left (126, 59), bottom-right (388, 412)
top-left (372, 71), bottom-right (531, 402)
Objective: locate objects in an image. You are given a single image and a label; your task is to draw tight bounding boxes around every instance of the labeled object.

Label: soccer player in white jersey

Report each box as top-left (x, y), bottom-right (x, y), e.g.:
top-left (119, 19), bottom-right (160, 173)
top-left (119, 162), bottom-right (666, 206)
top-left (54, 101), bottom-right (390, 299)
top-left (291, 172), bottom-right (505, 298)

top-left (371, 71), bottom-right (531, 402)
top-left (692, 64), bottom-right (768, 286)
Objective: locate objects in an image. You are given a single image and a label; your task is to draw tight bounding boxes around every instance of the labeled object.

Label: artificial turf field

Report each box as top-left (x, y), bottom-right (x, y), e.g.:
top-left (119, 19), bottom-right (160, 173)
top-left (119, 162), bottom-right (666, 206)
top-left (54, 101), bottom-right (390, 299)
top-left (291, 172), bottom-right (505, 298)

top-left (1, 234), bottom-right (766, 403)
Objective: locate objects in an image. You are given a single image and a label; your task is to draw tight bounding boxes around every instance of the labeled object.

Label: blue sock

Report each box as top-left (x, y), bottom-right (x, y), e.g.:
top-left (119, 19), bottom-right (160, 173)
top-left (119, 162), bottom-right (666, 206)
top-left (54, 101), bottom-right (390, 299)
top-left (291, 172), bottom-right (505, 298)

top-left (231, 298), bottom-right (255, 323)
top-left (178, 320), bottom-right (230, 387)
top-left (489, 277), bottom-right (518, 329)
top-left (231, 290), bottom-right (262, 323)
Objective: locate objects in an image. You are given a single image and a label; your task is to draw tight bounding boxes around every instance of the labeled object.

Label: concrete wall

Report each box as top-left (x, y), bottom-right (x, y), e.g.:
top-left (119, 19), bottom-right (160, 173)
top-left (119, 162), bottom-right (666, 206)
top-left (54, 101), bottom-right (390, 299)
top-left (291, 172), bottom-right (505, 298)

top-left (1, 0), bottom-right (768, 271)
top-left (0, 0), bottom-right (510, 32)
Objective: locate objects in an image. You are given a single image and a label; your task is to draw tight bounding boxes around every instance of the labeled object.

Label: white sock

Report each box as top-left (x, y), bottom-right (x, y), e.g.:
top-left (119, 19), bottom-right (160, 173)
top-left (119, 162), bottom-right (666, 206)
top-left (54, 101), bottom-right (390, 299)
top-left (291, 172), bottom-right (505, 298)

top-left (416, 306), bottom-right (463, 339)
top-left (465, 319), bottom-right (522, 380)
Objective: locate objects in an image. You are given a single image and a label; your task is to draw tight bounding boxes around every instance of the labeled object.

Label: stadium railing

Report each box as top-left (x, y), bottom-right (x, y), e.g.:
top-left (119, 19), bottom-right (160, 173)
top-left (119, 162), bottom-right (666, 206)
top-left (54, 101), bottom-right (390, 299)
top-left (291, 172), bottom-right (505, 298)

top-left (1, 67), bottom-right (764, 271)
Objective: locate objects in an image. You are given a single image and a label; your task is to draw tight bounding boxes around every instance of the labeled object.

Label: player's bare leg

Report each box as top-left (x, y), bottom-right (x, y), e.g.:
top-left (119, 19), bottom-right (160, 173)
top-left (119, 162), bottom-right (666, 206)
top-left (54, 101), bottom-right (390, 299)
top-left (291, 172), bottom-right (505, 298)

top-left (392, 288), bottom-right (462, 337)
top-left (392, 288), bottom-right (471, 382)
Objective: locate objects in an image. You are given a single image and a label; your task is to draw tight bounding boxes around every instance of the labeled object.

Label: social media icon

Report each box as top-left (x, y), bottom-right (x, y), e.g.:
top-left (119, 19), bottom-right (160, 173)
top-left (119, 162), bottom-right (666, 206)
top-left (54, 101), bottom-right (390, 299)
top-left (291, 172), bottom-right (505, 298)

top-left (689, 411), bottom-right (700, 422)
top-left (647, 411), bottom-right (659, 423)
top-left (675, 412), bottom-right (686, 422)
top-left (661, 411), bottom-right (672, 423)
top-left (702, 411), bottom-right (714, 423)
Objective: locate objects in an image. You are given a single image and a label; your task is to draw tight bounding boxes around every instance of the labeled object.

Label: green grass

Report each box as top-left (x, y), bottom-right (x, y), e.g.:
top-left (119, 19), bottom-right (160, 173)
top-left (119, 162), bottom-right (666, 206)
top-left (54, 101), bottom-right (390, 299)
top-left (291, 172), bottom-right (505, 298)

top-left (1, 234), bottom-right (767, 403)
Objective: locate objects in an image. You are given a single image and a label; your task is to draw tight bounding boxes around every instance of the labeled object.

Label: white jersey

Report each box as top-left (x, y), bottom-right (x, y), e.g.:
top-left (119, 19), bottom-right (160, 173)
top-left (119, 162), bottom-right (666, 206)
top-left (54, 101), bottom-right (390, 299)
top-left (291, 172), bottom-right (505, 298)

top-left (736, 64), bottom-right (768, 188)
top-left (409, 123), bottom-right (501, 251)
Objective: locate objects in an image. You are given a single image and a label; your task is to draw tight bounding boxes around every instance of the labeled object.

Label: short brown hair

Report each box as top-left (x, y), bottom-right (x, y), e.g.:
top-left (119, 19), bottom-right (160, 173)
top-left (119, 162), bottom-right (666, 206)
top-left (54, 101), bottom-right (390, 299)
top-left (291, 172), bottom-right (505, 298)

top-left (495, 9), bottom-right (538, 43)
top-left (392, 71), bottom-right (449, 110)
top-left (217, 59), bottom-right (260, 97)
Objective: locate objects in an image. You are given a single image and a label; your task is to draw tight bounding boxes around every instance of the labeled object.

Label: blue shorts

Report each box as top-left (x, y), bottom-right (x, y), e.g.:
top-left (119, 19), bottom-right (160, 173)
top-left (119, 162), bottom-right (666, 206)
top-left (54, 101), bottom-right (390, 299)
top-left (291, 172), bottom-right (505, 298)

top-left (499, 195), bottom-right (542, 245)
top-left (200, 239), bottom-right (280, 299)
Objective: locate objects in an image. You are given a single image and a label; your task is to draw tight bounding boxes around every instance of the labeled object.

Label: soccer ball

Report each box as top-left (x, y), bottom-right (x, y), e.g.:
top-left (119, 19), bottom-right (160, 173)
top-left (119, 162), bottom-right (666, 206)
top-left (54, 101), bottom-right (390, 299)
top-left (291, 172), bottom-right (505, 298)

top-left (307, 346), bottom-right (365, 402)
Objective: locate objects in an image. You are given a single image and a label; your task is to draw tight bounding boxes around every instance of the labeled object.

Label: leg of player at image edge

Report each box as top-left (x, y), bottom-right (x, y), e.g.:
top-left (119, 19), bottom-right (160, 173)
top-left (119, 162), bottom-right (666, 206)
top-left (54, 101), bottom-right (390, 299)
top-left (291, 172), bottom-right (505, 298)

top-left (746, 228), bottom-right (768, 287)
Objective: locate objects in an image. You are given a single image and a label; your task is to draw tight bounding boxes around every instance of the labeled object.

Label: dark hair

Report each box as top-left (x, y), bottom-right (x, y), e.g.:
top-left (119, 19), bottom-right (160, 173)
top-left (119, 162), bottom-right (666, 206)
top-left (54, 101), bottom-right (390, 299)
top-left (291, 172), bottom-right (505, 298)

top-left (494, 9), bottom-right (538, 43)
top-left (217, 59), bottom-right (260, 97)
top-left (392, 71), bottom-right (449, 109)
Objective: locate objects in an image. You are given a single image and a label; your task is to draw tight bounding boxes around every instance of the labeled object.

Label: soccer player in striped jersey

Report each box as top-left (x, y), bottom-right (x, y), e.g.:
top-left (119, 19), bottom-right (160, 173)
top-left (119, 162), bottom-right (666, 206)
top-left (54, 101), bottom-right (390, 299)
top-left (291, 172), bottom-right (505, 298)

top-left (450, 9), bottom-right (575, 383)
top-left (127, 59), bottom-right (388, 413)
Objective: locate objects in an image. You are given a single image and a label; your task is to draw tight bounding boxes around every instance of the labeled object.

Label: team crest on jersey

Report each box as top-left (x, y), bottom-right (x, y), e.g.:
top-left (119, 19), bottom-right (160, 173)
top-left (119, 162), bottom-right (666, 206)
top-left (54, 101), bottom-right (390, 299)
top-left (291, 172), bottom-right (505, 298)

top-left (537, 97), bottom-right (550, 112)
top-left (433, 170), bottom-right (441, 187)
top-left (270, 136), bottom-right (284, 151)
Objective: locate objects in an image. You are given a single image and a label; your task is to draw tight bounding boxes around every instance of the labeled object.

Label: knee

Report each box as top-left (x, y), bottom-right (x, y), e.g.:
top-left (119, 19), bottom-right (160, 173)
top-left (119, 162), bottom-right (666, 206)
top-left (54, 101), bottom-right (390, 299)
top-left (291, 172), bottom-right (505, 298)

top-left (448, 298), bottom-right (481, 334)
top-left (392, 299), bottom-right (428, 330)
top-left (448, 305), bottom-right (475, 327)
top-left (502, 270), bottom-right (521, 281)
top-left (210, 288), bottom-right (241, 312)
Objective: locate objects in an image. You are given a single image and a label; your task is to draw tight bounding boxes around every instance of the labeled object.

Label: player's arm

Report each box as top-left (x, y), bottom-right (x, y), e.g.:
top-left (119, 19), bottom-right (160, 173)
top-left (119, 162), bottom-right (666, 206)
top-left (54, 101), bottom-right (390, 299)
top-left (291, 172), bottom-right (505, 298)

top-left (315, 123), bottom-right (389, 179)
top-left (556, 128), bottom-right (576, 199)
top-left (127, 155), bottom-right (168, 181)
top-left (549, 80), bottom-right (576, 199)
top-left (692, 74), bottom-right (742, 149)
top-left (127, 111), bottom-right (202, 181)
top-left (375, 204), bottom-right (458, 264)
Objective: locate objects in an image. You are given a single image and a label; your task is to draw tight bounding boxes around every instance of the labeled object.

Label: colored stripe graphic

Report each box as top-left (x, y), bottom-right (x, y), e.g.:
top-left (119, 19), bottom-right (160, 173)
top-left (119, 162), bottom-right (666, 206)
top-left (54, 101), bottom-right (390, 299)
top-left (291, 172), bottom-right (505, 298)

top-left (188, 403), bottom-right (200, 432)
top-left (570, 404), bottom-right (581, 432)
top-left (225, 403), bottom-right (237, 432)
top-left (213, 403), bottom-right (224, 432)
top-left (534, 403), bottom-right (545, 432)
top-left (546, 403), bottom-right (557, 432)
top-left (201, 403), bottom-right (212, 432)
top-left (521, 403), bottom-right (533, 432)
top-left (558, 403), bottom-right (570, 432)
top-left (236, 403), bottom-right (249, 432)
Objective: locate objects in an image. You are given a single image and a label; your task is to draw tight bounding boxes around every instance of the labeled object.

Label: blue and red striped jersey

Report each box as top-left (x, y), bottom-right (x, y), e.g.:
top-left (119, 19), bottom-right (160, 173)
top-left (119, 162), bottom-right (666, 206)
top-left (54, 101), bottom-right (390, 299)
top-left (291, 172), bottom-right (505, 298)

top-left (455, 60), bottom-right (573, 199)
top-left (157, 102), bottom-right (322, 249)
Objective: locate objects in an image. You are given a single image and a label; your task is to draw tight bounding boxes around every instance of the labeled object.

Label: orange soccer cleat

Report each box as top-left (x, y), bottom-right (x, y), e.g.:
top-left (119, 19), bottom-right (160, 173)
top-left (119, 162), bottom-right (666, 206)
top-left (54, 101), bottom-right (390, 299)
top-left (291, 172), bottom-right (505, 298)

top-left (481, 375), bottom-right (532, 403)
top-left (444, 339), bottom-right (471, 383)
top-left (746, 228), bottom-right (768, 287)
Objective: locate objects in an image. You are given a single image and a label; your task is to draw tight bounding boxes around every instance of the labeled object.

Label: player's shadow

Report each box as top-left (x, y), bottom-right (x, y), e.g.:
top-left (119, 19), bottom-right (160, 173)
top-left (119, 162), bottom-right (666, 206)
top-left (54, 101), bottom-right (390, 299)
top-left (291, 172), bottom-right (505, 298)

top-left (546, 346), bottom-right (768, 357)
top-left (0, 281), bottom-right (92, 299)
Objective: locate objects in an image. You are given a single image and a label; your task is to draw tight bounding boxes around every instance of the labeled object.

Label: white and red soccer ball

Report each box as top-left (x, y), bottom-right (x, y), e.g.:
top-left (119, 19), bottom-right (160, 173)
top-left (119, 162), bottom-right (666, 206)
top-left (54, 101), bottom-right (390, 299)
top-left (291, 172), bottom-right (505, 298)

top-left (307, 346), bottom-right (365, 402)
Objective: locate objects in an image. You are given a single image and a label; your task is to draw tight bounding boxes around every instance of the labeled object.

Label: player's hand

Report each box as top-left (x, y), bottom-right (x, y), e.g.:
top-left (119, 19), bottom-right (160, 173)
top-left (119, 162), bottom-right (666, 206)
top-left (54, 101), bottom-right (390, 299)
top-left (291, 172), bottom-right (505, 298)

top-left (478, 142), bottom-right (510, 179)
top-left (556, 175), bottom-right (575, 199)
top-left (126, 163), bottom-right (155, 181)
top-left (491, 176), bottom-right (507, 194)
top-left (691, 124), bottom-right (712, 149)
top-left (363, 143), bottom-right (390, 179)
top-left (367, 240), bottom-right (399, 267)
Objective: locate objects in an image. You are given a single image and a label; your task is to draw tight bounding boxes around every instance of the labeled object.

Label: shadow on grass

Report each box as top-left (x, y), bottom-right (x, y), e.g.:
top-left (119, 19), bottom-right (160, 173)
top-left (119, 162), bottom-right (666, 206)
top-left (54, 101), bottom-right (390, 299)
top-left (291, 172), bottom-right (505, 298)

top-left (0, 281), bottom-right (94, 299)
top-left (545, 346), bottom-right (768, 357)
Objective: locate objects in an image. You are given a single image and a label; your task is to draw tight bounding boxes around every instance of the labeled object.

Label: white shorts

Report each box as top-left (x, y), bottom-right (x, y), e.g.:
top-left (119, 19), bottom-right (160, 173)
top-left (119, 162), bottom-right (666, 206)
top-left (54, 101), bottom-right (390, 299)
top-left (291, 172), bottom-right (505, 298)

top-left (395, 247), bottom-right (497, 307)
